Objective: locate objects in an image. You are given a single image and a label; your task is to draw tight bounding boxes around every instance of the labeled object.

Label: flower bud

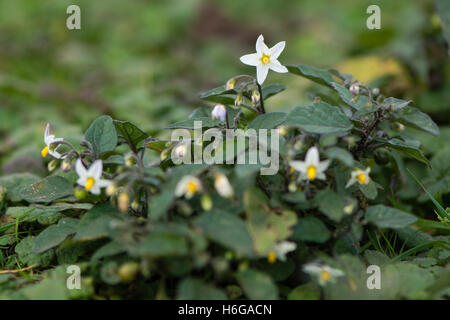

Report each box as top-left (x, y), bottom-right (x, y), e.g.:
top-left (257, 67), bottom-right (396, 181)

top-left (118, 191), bottom-right (130, 213)
top-left (214, 173), bottom-right (233, 198)
top-left (173, 143), bottom-right (188, 159)
top-left (106, 183), bottom-right (118, 196)
top-left (211, 104), bottom-right (227, 122)
top-left (344, 203), bottom-right (355, 215)
top-left (396, 122), bottom-right (405, 131)
top-left (349, 84), bottom-right (360, 95)
top-left (277, 125), bottom-right (288, 136)
top-left (226, 78), bottom-right (236, 90)
top-left (60, 158), bottom-right (72, 172)
top-left (125, 153), bottom-right (136, 167)
top-left (131, 198), bottom-right (140, 211)
top-left (251, 90), bottom-right (260, 105)
top-left (47, 159), bottom-right (59, 172)
top-left (288, 181), bottom-right (297, 193)
top-left (118, 262), bottom-right (140, 283)
top-left (201, 194), bottom-right (213, 211)
top-left (234, 92), bottom-right (243, 107)
top-left (74, 187), bottom-right (87, 200)
top-left (160, 148), bottom-right (170, 161)
top-left (372, 88), bottom-right (380, 96)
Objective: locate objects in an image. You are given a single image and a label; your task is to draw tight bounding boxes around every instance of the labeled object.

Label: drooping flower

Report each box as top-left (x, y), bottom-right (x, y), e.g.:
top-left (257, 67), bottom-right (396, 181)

top-left (240, 34), bottom-right (288, 85)
top-left (289, 147), bottom-right (330, 181)
top-left (346, 167), bottom-right (371, 188)
top-left (211, 104), bottom-right (227, 122)
top-left (75, 159), bottom-right (110, 195)
top-left (42, 123), bottom-right (66, 159)
top-left (303, 263), bottom-right (344, 286)
top-left (267, 241), bottom-right (297, 263)
top-left (175, 175), bottom-right (203, 199)
top-left (214, 173), bottom-right (233, 198)
top-left (173, 143), bottom-right (188, 159)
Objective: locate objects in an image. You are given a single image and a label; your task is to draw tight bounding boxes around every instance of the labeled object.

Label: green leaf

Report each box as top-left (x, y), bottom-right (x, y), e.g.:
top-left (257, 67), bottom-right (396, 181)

top-left (331, 82), bottom-right (369, 110)
top-left (177, 278), bottom-right (228, 300)
top-left (287, 64), bottom-right (334, 87)
top-left (0, 173), bottom-right (40, 202)
top-left (165, 117), bottom-right (221, 129)
top-left (32, 218), bottom-right (79, 254)
top-left (314, 189), bottom-right (344, 222)
top-left (261, 84), bottom-right (287, 100)
top-left (137, 232), bottom-right (189, 257)
top-left (114, 120), bottom-right (148, 146)
top-left (375, 139), bottom-right (429, 166)
top-left (407, 168), bottom-right (450, 220)
top-left (199, 85), bottom-right (235, 105)
top-left (286, 102), bottom-right (353, 134)
top-left (19, 176), bottom-right (74, 203)
top-left (291, 217), bottom-right (331, 243)
top-left (359, 180), bottom-right (378, 200)
top-left (288, 282), bottom-right (320, 300)
top-left (85, 115), bottom-right (118, 157)
top-left (248, 112), bottom-right (286, 130)
top-left (324, 147), bottom-right (354, 166)
top-left (392, 106), bottom-right (439, 136)
top-left (436, 0), bottom-right (450, 44)
top-left (73, 203), bottom-right (124, 241)
top-left (194, 210), bottom-right (254, 257)
top-left (236, 269), bottom-right (278, 300)
top-left (15, 236), bottom-right (54, 267)
top-left (365, 205), bottom-right (417, 229)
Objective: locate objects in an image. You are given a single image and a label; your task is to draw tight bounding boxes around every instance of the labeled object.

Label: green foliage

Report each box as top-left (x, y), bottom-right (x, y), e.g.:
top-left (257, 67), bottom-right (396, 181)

top-left (0, 1), bottom-right (449, 299)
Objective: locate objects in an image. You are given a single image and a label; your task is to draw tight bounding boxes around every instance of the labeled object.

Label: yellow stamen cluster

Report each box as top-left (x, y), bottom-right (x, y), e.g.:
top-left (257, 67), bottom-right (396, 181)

top-left (85, 177), bottom-right (95, 191)
top-left (357, 172), bottom-right (367, 184)
top-left (267, 251), bottom-right (277, 263)
top-left (41, 146), bottom-right (49, 157)
top-left (321, 270), bottom-right (331, 283)
top-left (307, 166), bottom-right (317, 180)
top-left (187, 181), bottom-right (198, 194)
top-left (261, 54), bottom-right (270, 64)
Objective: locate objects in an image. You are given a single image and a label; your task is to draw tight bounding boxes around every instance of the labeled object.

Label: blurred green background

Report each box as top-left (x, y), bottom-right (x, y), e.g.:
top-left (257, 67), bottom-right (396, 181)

top-left (0, 0), bottom-right (449, 176)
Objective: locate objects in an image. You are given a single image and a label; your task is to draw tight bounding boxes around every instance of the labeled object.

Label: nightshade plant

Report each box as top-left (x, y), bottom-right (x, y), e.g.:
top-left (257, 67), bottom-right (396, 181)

top-left (0, 35), bottom-right (449, 300)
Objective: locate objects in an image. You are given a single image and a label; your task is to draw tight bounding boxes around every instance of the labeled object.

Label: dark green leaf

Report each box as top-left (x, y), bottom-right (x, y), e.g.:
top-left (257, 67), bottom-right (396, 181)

top-left (85, 115), bottom-right (118, 157)
top-left (19, 176), bottom-right (74, 203)
top-left (365, 205), bottom-right (417, 229)
top-left (236, 269), bottom-right (278, 300)
top-left (114, 120), bottom-right (148, 146)
top-left (291, 217), bottom-right (331, 243)
top-left (249, 112), bottom-right (286, 130)
top-left (286, 102), bottom-right (353, 134)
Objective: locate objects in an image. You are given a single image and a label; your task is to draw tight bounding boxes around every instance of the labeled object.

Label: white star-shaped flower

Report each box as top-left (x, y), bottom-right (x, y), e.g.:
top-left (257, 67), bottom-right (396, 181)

top-left (175, 175), bottom-right (203, 199)
top-left (75, 159), bottom-right (110, 195)
top-left (268, 241), bottom-right (297, 263)
top-left (240, 34), bottom-right (288, 85)
top-left (42, 123), bottom-right (66, 159)
top-left (289, 147), bottom-right (330, 181)
top-left (303, 263), bottom-right (344, 286)
top-left (346, 167), bottom-right (371, 188)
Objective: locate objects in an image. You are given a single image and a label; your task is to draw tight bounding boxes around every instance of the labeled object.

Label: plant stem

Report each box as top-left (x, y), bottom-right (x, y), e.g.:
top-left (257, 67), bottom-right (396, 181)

top-left (256, 82), bottom-right (265, 114)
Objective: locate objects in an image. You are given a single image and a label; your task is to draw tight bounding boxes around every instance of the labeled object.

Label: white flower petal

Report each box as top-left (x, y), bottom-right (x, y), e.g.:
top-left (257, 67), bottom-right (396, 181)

top-left (97, 179), bottom-right (111, 188)
top-left (45, 123), bottom-right (50, 139)
top-left (289, 160), bottom-right (307, 173)
top-left (256, 64), bottom-right (269, 85)
top-left (317, 159), bottom-right (331, 172)
top-left (269, 41), bottom-right (286, 59)
top-left (269, 60), bottom-right (288, 73)
top-left (88, 160), bottom-right (103, 179)
top-left (75, 159), bottom-right (87, 178)
top-left (305, 147), bottom-right (320, 166)
top-left (255, 34), bottom-right (269, 53)
top-left (240, 53), bottom-right (260, 66)
top-left (303, 263), bottom-right (322, 274)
